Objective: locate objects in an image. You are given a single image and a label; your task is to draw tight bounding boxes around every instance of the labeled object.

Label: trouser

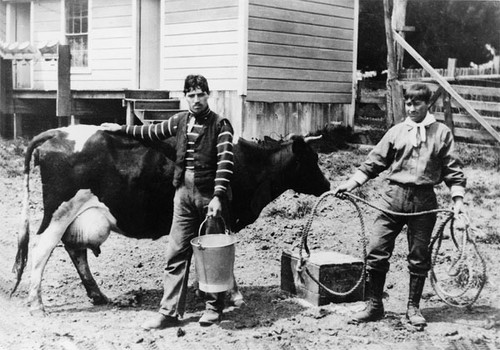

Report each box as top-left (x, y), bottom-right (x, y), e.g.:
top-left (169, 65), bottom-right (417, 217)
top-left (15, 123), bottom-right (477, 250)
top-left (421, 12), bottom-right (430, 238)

top-left (366, 182), bottom-right (437, 276)
top-left (158, 170), bottom-right (227, 317)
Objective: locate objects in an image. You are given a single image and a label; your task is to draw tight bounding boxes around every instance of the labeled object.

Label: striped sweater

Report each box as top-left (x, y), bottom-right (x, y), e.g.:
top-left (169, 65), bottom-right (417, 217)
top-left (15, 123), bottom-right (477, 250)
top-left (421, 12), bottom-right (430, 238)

top-left (120, 108), bottom-right (234, 197)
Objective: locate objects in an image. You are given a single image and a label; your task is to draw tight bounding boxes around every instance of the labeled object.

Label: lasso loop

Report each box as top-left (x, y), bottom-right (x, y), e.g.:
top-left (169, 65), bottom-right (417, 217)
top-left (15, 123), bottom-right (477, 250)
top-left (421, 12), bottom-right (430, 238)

top-left (298, 191), bottom-right (487, 307)
top-left (298, 191), bottom-right (368, 297)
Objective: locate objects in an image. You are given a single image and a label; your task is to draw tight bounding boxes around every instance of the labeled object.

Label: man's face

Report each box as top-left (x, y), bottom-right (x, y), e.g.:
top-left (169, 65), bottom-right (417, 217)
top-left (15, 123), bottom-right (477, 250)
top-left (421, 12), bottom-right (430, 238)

top-left (405, 98), bottom-right (429, 123)
top-left (186, 88), bottom-right (209, 114)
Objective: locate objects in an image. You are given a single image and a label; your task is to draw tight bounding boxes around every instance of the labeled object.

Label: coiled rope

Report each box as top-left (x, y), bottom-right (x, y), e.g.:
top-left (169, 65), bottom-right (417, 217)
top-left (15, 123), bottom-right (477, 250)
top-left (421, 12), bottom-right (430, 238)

top-left (298, 191), bottom-right (487, 307)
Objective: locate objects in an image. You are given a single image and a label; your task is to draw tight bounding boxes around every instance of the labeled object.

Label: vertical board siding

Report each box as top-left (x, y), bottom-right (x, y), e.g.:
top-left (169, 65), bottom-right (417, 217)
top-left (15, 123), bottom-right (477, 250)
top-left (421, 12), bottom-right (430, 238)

top-left (247, 0), bottom-right (355, 103)
top-left (162, 0), bottom-right (239, 93)
top-left (242, 100), bottom-right (349, 140)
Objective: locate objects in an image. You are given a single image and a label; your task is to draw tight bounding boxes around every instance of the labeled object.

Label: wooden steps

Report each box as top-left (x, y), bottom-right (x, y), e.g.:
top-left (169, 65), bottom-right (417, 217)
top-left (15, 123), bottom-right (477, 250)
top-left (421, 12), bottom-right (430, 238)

top-left (123, 90), bottom-right (186, 125)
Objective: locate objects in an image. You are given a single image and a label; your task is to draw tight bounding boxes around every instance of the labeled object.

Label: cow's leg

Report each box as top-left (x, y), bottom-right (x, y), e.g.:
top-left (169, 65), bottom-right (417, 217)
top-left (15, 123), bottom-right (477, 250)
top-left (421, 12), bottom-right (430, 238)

top-left (229, 274), bottom-right (245, 307)
top-left (64, 247), bottom-right (108, 305)
top-left (194, 274), bottom-right (245, 307)
top-left (27, 223), bottom-right (68, 316)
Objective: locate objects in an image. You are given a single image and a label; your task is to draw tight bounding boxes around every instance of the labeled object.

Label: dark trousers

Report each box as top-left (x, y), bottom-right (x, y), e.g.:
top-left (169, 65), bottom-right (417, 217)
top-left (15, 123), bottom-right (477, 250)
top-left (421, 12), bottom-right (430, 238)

top-left (367, 183), bottom-right (437, 276)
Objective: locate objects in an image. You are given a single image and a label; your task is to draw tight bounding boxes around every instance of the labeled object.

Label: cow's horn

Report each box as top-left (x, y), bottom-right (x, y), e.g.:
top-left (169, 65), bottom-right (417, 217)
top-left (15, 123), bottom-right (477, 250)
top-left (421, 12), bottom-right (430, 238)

top-left (304, 135), bottom-right (322, 143)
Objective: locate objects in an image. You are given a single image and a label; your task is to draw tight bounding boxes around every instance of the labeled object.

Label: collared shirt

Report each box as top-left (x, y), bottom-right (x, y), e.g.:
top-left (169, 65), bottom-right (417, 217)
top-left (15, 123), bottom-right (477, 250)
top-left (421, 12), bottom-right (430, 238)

top-left (352, 115), bottom-right (466, 198)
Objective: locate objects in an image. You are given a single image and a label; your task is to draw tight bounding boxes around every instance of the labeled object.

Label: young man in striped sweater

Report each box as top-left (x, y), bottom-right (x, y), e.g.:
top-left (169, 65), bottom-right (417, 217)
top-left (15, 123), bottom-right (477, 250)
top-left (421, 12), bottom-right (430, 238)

top-left (101, 74), bottom-right (234, 329)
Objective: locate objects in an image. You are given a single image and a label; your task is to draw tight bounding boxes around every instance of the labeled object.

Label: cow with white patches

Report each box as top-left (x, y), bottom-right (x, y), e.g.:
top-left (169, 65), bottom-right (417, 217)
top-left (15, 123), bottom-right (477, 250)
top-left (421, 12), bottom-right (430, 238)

top-left (12, 124), bottom-right (330, 317)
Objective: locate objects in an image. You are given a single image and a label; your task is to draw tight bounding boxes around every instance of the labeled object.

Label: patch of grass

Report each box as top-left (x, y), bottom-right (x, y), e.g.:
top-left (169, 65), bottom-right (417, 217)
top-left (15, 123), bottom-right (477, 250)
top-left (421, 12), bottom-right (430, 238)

top-left (455, 143), bottom-right (500, 170)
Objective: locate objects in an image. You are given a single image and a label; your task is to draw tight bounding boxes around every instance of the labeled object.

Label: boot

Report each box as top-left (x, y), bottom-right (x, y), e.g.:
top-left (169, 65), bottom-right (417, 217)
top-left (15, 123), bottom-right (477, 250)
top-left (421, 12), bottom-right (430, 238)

top-left (141, 313), bottom-right (179, 330)
top-left (351, 270), bottom-right (386, 323)
top-left (406, 274), bottom-right (427, 327)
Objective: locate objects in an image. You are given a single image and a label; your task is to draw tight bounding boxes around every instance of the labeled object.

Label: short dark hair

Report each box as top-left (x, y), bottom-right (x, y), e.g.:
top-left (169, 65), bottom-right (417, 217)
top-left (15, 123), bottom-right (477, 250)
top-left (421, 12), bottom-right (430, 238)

top-left (404, 83), bottom-right (431, 103)
top-left (183, 74), bottom-right (210, 95)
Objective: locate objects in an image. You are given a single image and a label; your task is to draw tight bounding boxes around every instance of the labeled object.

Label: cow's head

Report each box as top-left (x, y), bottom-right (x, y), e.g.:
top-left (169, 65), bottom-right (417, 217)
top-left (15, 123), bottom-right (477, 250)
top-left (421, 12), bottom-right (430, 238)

top-left (287, 135), bottom-right (330, 196)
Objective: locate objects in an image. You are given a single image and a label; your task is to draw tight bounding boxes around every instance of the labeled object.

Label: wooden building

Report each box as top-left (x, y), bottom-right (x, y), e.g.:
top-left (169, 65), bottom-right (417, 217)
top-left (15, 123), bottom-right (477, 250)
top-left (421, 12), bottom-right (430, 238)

top-left (0, 0), bottom-right (359, 140)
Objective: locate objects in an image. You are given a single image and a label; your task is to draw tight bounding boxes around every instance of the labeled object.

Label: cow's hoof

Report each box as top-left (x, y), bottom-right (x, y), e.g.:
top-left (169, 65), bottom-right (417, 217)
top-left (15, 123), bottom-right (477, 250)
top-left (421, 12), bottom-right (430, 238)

top-left (228, 291), bottom-right (245, 308)
top-left (195, 289), bottom-right (206, 299)
top-left (228, 297), bottom-right (246, 308)
top-left (29, 306), bottom-right (47, 317)
top-left (91, 294), bottom-right (109, 305)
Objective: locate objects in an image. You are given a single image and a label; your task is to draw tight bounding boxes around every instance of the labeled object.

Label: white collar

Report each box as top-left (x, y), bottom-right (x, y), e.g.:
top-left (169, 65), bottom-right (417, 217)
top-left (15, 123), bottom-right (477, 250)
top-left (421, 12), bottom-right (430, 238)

top-left (404, 113), bottom-right (436, 147)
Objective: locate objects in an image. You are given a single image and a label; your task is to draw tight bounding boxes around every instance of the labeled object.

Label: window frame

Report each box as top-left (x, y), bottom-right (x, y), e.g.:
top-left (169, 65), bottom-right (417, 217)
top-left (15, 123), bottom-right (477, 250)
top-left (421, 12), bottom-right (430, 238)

top-left (65, 0), bottom-right (90, 73)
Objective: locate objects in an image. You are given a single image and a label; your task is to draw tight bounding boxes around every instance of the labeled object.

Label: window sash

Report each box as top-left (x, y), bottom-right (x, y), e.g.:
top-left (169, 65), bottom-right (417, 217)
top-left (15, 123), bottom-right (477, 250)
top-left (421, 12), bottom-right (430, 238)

top-left (66, 0), bottom-right (88, 67)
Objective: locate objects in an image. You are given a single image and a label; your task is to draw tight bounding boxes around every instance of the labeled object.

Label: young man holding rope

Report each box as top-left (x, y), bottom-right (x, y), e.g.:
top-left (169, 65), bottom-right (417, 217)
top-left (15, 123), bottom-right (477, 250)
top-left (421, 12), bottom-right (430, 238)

top-left (333, 83), bottom-right (466, 327)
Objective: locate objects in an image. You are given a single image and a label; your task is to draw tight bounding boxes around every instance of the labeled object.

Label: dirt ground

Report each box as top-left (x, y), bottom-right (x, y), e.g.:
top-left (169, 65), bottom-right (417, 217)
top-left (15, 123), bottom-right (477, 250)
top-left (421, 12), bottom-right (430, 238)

top-left (0, 138), bottom-right (499, 350)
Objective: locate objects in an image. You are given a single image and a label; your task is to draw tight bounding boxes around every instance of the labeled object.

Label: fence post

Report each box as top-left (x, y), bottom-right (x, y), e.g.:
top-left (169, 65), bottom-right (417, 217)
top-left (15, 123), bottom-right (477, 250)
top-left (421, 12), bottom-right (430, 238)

top-left (447, 58), bottom-right (457, 78)
top-left (443, 58), bottom-right (456, 134)
top-left (493, 56), bottom-right (500, 74)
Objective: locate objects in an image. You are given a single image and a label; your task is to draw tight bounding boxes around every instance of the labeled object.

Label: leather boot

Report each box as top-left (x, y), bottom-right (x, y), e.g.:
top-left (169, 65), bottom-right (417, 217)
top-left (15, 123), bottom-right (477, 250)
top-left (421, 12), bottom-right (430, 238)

top-left (351, 270), bottom-right (386, 323)
top-left (406, 274), bottom-right (427, 327)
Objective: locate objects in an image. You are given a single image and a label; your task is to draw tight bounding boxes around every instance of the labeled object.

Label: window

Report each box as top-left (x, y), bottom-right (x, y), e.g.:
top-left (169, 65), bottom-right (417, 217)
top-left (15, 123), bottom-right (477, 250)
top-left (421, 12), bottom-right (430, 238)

top-left (66, 0), bottom-right (88, 67)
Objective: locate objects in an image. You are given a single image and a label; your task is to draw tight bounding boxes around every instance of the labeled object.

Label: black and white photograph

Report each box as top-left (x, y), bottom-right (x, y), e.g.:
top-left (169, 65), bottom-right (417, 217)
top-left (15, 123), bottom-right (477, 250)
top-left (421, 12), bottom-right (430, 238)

top-left (0, 0), bottom-right (499, 349)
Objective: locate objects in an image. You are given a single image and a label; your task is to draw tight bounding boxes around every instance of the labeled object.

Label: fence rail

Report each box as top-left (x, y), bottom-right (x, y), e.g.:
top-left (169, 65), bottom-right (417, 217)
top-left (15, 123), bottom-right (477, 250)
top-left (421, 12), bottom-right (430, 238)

top-left (356, 81), bottom-right (500, 145)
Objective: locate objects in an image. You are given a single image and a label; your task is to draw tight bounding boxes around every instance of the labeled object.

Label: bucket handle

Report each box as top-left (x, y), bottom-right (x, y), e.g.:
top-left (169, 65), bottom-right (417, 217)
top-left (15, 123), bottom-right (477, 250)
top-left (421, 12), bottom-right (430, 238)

top-left (194, 216), bottom-right (230, 250)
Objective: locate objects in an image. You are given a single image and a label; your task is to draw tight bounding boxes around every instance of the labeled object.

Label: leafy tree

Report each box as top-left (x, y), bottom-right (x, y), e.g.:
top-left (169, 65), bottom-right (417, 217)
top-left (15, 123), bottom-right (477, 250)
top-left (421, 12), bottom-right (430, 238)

top-left (357, 0), bottom-right (500, 72)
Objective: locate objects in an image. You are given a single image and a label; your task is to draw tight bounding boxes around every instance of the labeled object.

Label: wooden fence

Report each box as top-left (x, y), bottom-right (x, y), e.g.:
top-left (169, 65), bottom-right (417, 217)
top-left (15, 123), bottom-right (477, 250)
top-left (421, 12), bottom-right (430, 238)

top-left (355, 56), bottom-right (500, 145)
top-left (356, 82), bottom-right (500, 145)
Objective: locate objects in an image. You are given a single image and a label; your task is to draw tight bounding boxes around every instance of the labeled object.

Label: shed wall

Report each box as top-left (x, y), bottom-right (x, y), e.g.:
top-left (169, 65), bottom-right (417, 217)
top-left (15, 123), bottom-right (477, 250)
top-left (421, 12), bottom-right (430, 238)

top-left (246, 0), bottom-right (355, 103)
top-left (0, 2), bottom-right (6, 41)
top-left (32, 0), bottom-right (59, 90)
top-left (162, 0), bottom-right (240, 93)
top-left (32, 0), bottom-right (135, 90)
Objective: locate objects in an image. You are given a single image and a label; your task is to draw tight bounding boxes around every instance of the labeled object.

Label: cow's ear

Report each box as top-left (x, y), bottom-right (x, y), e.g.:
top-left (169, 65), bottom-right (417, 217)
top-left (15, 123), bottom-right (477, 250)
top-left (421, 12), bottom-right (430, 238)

top-left (291, 137), bottom-right (307, 155)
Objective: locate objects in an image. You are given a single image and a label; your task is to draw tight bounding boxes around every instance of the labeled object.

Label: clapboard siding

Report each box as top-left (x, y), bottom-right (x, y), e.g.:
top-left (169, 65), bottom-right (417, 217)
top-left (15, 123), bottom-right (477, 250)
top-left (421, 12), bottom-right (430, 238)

top-left (250, 3), bottom-right (354, 30)
top-left (247, 0), bottom-right (355, 103)
top-left (251, 0), bottom-right (354, 22)
top-left (249, 42), bottom-right (352, 64)
top-left (30, 0), bottom-right (134, 90)
top-left (0, 2), bottom-right (6, 41)
top-left (248, 54), bottom-right (352, 72)
top-left (72, 1), bottom-right (134, 90)
top-left (249, 17), bottom-right (353, 41)
top-left (162, 0), bottom-right (239, 92)
top-left (248, 66), bottom-right (352, 82)
top-left (32, 0), bottom-right (61, 90)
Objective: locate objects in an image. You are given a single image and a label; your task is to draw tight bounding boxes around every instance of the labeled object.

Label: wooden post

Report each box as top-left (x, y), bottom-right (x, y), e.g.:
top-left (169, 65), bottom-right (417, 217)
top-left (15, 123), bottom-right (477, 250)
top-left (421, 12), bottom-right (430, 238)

top-left (383, 0), bottom-right (405, 127)
top-left (126, 101), bottom-right (135, 125)
top-left (443, 58), bottom-right (456, 134)
top-left (0, 58), bottom-right (13, 137)
top-left (447, 58), bottom-right (457, 78)
top-left (442, 93), bottom-right (454, 134)
top-left (393, 31), bottom-right (500, 144)
top-left (392, 0), bottom-right (408, 72)
top-left (13, 113), bottom-right (22, 138)
top-left (57, 44), bottom-right (71, 127)
top-left (493, 55), bottom-right (500, 74)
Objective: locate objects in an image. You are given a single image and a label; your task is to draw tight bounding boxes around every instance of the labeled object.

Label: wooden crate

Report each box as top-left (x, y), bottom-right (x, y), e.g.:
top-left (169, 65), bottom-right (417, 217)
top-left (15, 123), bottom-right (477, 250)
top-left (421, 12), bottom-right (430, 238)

top-left (281, 250), bottom-right (365, 306)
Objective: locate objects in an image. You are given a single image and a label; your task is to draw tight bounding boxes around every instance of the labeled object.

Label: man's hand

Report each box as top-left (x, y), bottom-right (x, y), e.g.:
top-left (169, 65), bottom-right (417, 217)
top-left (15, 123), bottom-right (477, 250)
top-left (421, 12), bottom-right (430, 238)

top-left (99, 122), bottom-right (122, 132)
top-left (207, 196), bottom-right (222, 218)
top-left (333, 178), bottom-right (359, 198)
top-left (452, 196), bottom-right (465, 218)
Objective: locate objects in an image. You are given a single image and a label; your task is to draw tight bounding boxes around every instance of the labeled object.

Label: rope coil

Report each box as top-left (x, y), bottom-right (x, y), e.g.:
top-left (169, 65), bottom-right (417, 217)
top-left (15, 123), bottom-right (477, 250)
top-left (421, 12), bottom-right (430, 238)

top-left (297, 190), bottom-right (487, 307)
top-left (298, 191), bottom-right (368, 298)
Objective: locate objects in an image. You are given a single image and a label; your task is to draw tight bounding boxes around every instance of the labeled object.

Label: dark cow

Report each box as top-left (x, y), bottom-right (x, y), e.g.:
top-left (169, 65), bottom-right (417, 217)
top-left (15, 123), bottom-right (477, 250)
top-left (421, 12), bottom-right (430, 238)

top-left (12, 125), bottom-right (330, 314)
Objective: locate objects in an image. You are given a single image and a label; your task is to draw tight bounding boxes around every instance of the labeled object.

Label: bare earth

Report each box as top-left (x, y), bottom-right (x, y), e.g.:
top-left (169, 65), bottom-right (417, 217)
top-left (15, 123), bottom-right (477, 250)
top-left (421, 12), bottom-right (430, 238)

top-left (0, 140), bottom-right (499, 350)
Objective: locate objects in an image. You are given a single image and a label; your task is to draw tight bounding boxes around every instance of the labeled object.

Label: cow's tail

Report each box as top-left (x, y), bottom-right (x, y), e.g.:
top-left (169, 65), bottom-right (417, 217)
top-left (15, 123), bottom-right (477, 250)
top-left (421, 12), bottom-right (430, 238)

top-left (11, 129), bottom-right (61, 296)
